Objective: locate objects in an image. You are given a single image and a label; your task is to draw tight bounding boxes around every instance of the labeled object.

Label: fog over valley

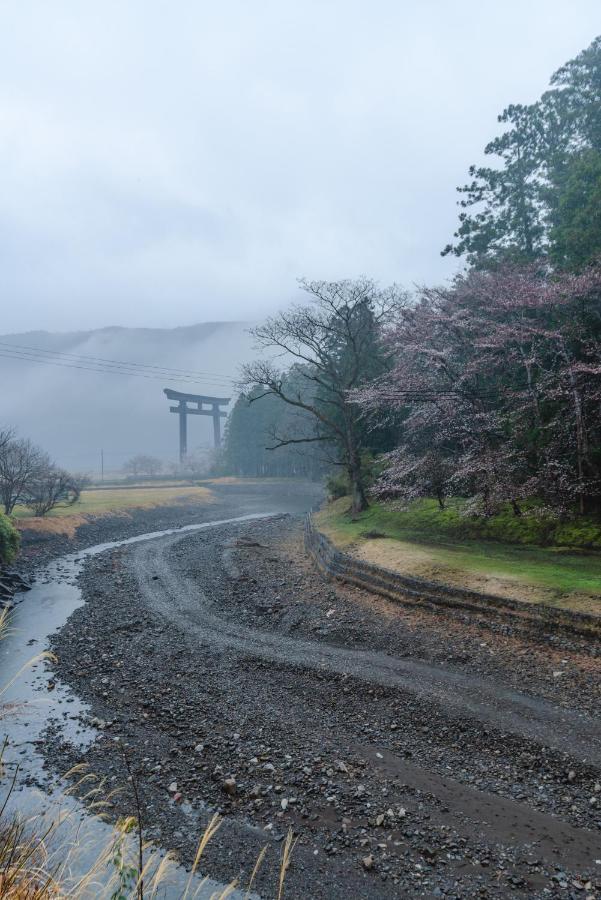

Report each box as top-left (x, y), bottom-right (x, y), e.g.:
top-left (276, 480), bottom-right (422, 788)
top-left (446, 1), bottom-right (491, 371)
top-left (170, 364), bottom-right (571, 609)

top-left (0, 323), bottom-right (252, 472)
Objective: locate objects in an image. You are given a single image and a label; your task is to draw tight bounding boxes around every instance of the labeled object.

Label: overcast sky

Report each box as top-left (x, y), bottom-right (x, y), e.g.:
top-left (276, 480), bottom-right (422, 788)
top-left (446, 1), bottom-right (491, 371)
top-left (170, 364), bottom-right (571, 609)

top-left (0, 1), bottom-right (599, 333)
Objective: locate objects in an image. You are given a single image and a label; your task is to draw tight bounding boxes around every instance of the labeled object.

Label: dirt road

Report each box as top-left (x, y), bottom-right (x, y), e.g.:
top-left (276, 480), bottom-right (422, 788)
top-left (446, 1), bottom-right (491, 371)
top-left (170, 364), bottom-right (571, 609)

top-left (45, 482), bottom-right (601, 898)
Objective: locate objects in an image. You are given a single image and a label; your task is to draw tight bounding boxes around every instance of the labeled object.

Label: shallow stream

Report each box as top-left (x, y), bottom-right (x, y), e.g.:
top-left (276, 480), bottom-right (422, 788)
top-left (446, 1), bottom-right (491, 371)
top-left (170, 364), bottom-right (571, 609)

top-left (0, 513), bottom-right (273, 898)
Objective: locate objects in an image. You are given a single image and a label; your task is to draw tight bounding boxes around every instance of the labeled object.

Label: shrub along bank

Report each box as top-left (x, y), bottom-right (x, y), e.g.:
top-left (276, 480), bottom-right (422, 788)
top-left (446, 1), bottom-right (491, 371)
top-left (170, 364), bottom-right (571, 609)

top-left (0, 511), bottom-right (19, 565)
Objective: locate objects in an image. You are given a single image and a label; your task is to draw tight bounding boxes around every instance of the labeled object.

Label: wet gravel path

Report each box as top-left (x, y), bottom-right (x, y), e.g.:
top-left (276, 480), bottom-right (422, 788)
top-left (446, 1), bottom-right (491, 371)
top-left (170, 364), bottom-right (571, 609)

top-left (43, 497), bottom-right (601, 898)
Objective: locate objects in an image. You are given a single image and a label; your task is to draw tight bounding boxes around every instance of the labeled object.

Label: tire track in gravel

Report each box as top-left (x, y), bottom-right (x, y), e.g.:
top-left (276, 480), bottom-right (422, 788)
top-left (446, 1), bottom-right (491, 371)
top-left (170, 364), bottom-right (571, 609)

top-left (130, 522), bottom-right (601, 768)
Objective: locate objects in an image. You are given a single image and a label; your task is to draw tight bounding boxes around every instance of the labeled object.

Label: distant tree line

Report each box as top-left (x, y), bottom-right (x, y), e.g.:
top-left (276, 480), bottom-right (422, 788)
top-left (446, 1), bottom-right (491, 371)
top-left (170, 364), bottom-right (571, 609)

top-left (122, 454), bottom-right (164, 478)
top-left (225, 378), bottom-right (326, 481)
top-left (235, 36), bottom-right (601, 523)
top-left (122, 452), bottom-right (216, 480)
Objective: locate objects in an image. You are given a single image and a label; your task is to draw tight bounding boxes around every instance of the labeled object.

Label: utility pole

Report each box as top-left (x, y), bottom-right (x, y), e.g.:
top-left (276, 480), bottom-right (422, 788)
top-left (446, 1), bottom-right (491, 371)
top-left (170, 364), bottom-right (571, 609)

top-left (101, 448), bottom-right (104, 483)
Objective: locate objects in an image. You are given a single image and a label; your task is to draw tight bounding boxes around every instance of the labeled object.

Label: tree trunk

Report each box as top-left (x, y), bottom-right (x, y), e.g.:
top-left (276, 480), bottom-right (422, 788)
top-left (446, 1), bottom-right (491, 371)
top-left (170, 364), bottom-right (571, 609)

top-left (560, 340), bottom-right (588, 515)
top-left (344, 415), bottom-right (368, 515)
top-left (348, 451), bottom-right (368, 515)
top-left (350, 472), bottom-right (368, 514)
top-left (482, 483), bottom-right (494, 518)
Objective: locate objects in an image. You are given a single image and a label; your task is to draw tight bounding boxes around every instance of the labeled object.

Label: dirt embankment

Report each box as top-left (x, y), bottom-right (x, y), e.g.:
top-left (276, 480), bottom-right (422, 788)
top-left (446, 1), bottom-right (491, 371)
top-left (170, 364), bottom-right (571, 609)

top-left (43, 510), bottom-right (601, 899)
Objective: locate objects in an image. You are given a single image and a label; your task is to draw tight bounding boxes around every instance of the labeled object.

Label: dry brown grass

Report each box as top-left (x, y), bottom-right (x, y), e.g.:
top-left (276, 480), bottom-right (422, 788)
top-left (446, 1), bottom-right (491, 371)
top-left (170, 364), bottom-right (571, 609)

top-left (13, 486), bottom-right (215, 538)
top-left (13, 516), bottom-right (91, 539)
top-left (0, 801), bottom-right (295, 899)
top-left (0, 726), bottom-right (293, 899)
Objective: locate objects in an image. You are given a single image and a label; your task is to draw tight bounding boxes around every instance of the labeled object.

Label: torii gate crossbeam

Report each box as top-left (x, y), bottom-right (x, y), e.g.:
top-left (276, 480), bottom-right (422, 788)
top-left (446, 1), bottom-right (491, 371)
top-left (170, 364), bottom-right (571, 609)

top-left (164, 388), bottom-right (230, 462)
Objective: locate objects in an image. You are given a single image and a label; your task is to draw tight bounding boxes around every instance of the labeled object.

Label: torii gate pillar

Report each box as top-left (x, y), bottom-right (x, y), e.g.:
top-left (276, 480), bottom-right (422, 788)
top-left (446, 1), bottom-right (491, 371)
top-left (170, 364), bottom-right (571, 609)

top-left (164, 389), bottom-right (230, 463)
top-left (212, 403), bottom-right (223, 448)
top-left (178, 400), bottom-right (188, 461)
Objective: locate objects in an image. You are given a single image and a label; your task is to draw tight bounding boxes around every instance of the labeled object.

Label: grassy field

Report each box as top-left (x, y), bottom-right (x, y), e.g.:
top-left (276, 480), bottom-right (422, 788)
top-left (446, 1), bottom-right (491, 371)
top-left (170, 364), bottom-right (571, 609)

top-left (13, 485), bottom-right (214, 519)
top-left (11, 485), bottom-right (215, 538)
top-left (315, 498), bottom-right (601, 614)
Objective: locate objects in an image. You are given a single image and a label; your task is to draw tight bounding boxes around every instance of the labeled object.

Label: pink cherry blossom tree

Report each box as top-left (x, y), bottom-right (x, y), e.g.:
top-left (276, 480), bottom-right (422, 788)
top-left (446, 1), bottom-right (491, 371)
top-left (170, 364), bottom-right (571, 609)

top-left (357, 262), bottom-right (601, 516)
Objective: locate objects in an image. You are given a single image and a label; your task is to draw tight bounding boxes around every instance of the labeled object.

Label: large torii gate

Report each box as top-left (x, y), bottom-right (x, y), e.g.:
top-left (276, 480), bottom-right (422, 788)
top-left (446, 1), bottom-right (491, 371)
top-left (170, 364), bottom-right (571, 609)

top-left (164, 388), bottom-right (230, 462)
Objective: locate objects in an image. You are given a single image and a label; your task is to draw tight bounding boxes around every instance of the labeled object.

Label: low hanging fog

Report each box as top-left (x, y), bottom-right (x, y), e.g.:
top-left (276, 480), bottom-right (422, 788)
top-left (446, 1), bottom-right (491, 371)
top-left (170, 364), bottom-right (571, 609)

top-left (1, 2), bottom-right (599, 334)
top-left (0, 324), bottom-right (254, 472)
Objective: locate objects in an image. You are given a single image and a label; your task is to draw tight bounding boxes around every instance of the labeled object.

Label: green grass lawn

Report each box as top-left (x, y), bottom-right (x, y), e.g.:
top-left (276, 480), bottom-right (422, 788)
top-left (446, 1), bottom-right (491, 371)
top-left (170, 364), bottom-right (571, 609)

top-left (315, 498), bottom-right (601, 614)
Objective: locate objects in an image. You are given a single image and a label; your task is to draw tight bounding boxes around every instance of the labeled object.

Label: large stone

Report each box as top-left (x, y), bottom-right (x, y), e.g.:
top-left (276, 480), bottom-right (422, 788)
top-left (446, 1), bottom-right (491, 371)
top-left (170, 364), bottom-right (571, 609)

top-left (222, 777), bottom-right (237, 796)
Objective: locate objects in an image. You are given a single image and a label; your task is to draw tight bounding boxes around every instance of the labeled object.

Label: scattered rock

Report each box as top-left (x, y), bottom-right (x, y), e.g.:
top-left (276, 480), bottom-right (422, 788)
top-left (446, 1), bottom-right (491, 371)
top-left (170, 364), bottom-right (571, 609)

top-left (222, 777), bottom-right (237, 796)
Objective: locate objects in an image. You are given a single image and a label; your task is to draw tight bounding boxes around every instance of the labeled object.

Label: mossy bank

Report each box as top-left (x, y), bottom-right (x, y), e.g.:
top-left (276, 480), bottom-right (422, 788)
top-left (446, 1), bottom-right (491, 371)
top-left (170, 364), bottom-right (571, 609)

top-left (316, 498), bottom-right (601, 614)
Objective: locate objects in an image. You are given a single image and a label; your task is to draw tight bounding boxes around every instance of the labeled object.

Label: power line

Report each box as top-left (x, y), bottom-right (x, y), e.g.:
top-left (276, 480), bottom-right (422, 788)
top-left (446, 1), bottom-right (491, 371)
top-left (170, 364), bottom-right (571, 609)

top-left (0, 348), bottom-right (237, 390)
top-left (0, 340), bottom-right (237, 385)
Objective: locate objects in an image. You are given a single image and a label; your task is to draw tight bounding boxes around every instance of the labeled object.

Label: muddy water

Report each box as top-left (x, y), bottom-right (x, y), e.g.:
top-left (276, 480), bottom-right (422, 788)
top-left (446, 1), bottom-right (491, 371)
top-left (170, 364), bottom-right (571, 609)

top-left (0, 514), bottom-right (273, 898)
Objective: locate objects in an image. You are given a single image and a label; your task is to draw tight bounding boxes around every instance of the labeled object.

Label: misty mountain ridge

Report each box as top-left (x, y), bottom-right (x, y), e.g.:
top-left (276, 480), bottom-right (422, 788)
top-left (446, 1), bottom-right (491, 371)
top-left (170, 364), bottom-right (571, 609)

top-left (0, 322), bottom-right (254, 473)
top-left (3, 321), bottom-right (239, 345)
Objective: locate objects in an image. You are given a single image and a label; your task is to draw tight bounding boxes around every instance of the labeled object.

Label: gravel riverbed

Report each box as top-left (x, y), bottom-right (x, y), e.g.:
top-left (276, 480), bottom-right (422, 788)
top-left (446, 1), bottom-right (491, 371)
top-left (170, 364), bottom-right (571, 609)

top-left (28, 483), bottom-right (601, 898)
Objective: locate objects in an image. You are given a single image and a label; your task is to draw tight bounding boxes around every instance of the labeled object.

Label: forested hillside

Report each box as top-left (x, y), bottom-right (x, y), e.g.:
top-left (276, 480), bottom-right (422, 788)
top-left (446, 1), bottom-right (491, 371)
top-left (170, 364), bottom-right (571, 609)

top-left (239, 36), bottom-right (601, 528)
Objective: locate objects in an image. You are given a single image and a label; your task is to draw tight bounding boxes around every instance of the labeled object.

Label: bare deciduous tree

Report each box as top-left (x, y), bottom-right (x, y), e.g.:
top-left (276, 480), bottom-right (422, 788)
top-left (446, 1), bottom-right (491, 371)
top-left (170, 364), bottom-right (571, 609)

top-left (0, 428), bottom-right (14, 455)
top-left (25, 466), bottom-right (89, 517)
top-left (241, 278), bottom-right (404, 514)
top-left (0, 438), bottom-right (46, 515)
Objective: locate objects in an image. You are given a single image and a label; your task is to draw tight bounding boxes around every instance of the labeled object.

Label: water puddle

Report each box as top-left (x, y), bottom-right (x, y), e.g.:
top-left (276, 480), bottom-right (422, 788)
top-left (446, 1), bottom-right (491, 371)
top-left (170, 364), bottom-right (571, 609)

top-left (0, 513), bottom-right (274, 897)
